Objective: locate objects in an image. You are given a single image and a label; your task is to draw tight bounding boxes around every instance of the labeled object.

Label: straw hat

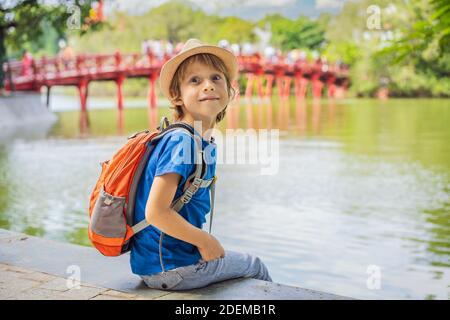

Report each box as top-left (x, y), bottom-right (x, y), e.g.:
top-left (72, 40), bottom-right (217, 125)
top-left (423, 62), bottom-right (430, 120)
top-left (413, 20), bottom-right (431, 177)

top-left (159, 38), bottom-right (239, 101)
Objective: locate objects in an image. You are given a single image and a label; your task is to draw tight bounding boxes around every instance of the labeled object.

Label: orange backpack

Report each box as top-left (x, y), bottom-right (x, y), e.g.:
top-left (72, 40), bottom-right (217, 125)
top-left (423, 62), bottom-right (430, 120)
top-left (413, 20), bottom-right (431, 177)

top-left (88, 117), bottom-right (216, 257)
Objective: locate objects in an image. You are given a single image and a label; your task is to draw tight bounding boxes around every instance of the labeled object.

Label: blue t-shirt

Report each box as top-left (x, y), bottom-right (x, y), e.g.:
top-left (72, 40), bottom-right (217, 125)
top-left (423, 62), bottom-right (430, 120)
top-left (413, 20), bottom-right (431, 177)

top-left (130, 126), bottom-right (216, 276)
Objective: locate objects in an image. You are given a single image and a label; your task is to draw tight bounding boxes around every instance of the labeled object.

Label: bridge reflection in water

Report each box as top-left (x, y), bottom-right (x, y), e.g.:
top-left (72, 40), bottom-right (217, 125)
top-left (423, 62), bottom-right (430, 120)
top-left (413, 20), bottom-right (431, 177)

top-left (4, 51), bottom-right (349, 135)
top-left (72, 92), bottom-right (339, 140)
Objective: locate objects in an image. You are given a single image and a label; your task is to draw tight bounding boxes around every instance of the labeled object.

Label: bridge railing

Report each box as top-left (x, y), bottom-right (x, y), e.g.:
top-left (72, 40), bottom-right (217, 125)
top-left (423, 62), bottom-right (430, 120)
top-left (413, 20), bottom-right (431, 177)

top-left (3, 52), bottom-right (349, 90)
top-left (3, 52), bottom-right (170, 82)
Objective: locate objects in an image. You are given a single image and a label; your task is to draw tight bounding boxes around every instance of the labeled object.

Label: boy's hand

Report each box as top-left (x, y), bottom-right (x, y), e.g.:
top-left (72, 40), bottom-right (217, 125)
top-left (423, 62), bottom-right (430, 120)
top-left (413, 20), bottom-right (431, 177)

top-left (197, 232), bottom-right (225, 262)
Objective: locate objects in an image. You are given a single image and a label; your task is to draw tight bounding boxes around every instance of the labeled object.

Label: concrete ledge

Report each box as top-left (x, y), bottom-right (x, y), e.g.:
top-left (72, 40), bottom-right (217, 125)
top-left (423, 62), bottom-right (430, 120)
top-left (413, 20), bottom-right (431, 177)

top-left (0, 93), bottom-right (57, 126)
top-left (0, 229), bottom-right (351, 300)
top-left (0, 93), bottom-right (57, 143)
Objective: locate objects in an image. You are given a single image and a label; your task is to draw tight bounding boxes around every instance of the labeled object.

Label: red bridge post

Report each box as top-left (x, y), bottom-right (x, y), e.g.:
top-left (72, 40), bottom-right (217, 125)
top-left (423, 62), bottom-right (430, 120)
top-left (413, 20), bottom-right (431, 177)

top-left (148, 72), bottom-right (158, 109)
top-left (116, 74), bottom-right (125, 134)
top-left (275, 73), bottom-right (290, 100)
top-left (147, 72), bottom-right (158, 131)
top-left (254, 66), bottom-right (266, 101)
top-left (255, 74), bottom-right (263, 101)
top-left (265, 74), bottom-right (274, 99)
top-left (275, 74), bottom-right (282, 100)
top-left (282, 76), bottom-right (292, 99)
top-left (244, 73), bottom-right (254, 100)
top-left (327, 74), bottom-right (336, 99)
top-left (116, 73), bottom-right (125, 111)
top-left (311, 72), bottom-right (323, 100)
top-left (311, 59), bottom-right (324, 100)
top-left (78, 77), bottom-right (89, 129)
top-left (294, 72), bottom-right (308, 100)
top-left (114, 51), bottom-right (122, 69)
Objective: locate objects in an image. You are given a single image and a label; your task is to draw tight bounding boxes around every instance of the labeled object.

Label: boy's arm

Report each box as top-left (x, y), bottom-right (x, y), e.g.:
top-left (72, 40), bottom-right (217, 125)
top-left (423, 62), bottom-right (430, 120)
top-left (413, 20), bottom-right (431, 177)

top-left (145, 172), bottom-right (209, 248)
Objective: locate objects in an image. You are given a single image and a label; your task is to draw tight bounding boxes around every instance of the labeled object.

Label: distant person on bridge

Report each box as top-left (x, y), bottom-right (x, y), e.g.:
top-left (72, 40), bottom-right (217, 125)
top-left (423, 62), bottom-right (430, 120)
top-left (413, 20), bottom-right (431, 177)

top-left (60, 44), bottom-right (74, 69)
top-left (132, 39), bottom-right (273, 291)
top-left (20, 50), bottom-right (33, 77)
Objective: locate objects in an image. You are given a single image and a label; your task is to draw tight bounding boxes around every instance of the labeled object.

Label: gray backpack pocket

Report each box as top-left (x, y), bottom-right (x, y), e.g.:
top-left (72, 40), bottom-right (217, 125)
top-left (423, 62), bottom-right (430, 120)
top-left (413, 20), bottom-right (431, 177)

top-left (90, 188), bottom-right (127, 239)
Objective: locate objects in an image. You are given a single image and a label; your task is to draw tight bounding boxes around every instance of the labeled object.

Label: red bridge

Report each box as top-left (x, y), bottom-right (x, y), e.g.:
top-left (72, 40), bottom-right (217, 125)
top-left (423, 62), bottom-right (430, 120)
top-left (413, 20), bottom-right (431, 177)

top-left (3, 51), bottom-right (350, 113)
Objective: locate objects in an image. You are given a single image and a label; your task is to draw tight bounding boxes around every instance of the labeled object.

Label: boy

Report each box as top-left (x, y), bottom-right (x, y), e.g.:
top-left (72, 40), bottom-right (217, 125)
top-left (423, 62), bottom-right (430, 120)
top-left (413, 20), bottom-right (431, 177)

top-left (131, 39), bottom-right (272, 290)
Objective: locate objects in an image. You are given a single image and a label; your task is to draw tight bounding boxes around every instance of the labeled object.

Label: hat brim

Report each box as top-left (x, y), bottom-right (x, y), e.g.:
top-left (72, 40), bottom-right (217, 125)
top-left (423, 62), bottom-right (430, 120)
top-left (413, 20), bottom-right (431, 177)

top-left (159, 45), bottom-right (239, 101)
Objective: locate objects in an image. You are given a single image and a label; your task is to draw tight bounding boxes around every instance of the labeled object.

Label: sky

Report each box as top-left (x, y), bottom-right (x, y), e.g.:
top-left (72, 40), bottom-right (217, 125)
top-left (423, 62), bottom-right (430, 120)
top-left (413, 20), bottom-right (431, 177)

top-left (105, 0), bottom-right (350, 20)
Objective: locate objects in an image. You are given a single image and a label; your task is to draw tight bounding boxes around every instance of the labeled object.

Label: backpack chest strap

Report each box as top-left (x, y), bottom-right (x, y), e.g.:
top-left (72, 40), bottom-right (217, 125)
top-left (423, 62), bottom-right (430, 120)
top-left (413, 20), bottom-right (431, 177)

top-left (187, 176), bottom-right (216, 189)
top-left (131, 176), bottom-right (216, 235)
top-left (172, 176), bottom-right (216, 210)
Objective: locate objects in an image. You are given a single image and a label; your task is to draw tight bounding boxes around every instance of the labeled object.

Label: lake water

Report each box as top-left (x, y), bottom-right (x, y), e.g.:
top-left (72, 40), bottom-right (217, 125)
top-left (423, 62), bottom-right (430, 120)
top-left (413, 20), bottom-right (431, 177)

top-left (0, 95), bottom-right (449, 299)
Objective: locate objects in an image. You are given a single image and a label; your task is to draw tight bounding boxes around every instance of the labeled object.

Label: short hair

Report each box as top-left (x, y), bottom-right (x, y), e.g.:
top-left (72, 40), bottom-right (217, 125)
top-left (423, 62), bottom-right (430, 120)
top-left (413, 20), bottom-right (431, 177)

top-left (168, 53), bottom-right (236, 123)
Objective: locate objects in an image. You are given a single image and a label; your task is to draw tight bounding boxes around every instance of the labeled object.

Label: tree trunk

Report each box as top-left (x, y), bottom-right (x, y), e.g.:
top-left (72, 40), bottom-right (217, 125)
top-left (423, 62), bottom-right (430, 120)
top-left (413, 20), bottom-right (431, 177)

top-left (0, 27), bottom-right (6, 89)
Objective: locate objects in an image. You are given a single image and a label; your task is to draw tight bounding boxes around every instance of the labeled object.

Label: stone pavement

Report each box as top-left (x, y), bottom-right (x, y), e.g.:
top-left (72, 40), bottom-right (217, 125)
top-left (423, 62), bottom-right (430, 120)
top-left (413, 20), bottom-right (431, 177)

top-left (0, 263), bottom-right (140, 300)
top-left (0, 229), bottom-right (352, 300)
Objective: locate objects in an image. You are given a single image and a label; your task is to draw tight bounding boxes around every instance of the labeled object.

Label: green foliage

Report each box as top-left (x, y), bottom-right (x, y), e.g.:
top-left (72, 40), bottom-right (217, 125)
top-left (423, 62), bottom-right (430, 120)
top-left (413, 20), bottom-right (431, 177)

top-left (374, 0), bottom-right (450, 96)
top-left (73, 1), bottom-right (218, 53)
top-left (376, 0), bottom-right (447, 64)
top-left (0, 0), bottom-right (104, 87)
top-left (258, 14), bottom-right (325, 51)
top-left (1, 1), bottom-right (64, 52)
top-left (324, 0), bottom-right (450, 97)
top-left (212, 17), bottom-right (255, 44)
top-left (430, 0), bottom-right (450, 52)
top-left (74, 2), bottom-right (326, 54)
top-left (146, 1), bottom-right (208, 42)
top-left (323, 41), bottom-right (362, 65)
top-left (1, 0), bottom-right (102, 53)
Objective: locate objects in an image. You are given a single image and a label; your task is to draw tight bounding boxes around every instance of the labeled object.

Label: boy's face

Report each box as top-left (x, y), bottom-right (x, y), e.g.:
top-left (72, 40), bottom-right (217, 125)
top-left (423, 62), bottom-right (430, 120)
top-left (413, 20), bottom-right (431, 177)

top-left (176, 60), bottom-right (229, 125)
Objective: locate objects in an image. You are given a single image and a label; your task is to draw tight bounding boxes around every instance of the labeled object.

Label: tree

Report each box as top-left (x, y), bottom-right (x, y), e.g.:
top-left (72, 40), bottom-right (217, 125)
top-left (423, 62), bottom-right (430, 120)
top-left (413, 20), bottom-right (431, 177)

top-left (144, 1), bottom-right (211, 43)
top-left (321, 0), bottom-right (450, 97)
top-left (257, 14), bottom-right (325, 51)
top-left (213, 16), bottom-right (255, 44)
top-left (0, 0), bottom-right (105, 89)
top-left (379, 0), bottom-right (449, 64)
top-left (375, 0), bottom-right (450, 96)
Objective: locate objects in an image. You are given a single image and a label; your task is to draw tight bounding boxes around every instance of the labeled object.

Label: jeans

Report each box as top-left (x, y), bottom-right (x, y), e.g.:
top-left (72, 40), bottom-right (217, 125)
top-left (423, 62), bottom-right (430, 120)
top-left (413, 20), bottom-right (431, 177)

top-left (140, 250), bottom-right (273, 291)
